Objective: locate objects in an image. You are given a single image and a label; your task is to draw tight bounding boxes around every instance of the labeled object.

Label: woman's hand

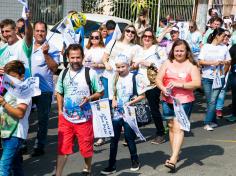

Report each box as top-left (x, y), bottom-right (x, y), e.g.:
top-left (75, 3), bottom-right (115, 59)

top-left (112, 99), bottom-right (118, 108)
top-left (139, 60), bottom-right (151, 67)
top-left (104, 62), bottom-right (112, 71)
top-left (167, 81), bottom-right (183, 89)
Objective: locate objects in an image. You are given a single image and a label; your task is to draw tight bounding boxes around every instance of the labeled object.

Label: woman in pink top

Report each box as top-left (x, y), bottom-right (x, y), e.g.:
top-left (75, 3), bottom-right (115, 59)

top-left (156, 40), bottom-right (201, 172)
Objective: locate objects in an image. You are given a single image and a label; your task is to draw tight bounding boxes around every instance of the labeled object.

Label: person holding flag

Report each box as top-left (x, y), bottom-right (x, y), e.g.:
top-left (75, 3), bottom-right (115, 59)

top-left (156, 40), bottom-right (201, 172)
top-left (0, 9), bottom-right (33, 90)
top-left (0, 60), bottom-right (32, 176)
top-left (30, 20), bottom-right (60, 157)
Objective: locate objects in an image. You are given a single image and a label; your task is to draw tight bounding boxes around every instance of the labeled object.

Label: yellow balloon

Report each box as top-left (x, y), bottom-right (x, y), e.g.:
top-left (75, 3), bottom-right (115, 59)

top-left (68, 12), bottom-right (87, 31)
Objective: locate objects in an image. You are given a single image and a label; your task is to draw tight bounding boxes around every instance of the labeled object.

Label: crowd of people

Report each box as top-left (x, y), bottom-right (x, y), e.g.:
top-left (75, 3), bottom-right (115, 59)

top-left (0, 7), bottom-right (236, 176)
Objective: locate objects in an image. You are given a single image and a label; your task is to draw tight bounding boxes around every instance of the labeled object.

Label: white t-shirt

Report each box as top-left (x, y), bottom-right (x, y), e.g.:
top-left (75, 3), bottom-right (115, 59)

top-left (112, 72), bottom-right (147, 107)
top-left (13, 98), bottom-right (32, 139)
top-left (134, 45), bottom-right (167, 89)
top-left (103, 40), bottom-right (138, 99)
top-left (56, 67), bottom-right (104, 124)
top-left (186, 31), bottom-right (202, 57)
top-left (84, 47), bottom-right (105, 76)
top-left (0, 92), bottom-right (32, 139)
top-left (0, 39), bottom-right (32, 78)
top-left (198, 44), bottom-right (231, 79)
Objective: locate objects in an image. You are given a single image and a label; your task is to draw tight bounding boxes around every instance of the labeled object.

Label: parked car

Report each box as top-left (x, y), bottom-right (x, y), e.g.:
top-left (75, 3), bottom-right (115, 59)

top-left (47, 13), bottom-right (132, 65)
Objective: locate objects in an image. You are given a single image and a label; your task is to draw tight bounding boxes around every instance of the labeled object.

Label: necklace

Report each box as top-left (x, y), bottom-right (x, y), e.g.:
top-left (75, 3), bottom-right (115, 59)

top-left (69, 68), bottom-right (81, 85)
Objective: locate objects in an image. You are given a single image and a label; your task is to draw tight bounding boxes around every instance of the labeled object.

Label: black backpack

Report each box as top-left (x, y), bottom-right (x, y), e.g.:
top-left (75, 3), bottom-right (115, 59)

top-left (60, 67), bottom-right (92, 96)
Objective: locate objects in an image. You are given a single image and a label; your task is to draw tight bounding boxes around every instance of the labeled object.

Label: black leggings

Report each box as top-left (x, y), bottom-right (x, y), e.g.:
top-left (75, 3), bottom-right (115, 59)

top-left (145, 87), bottom-right (165, 136)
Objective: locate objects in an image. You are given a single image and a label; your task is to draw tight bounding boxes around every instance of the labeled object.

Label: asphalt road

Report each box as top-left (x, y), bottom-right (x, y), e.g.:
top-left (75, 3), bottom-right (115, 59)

top-left (23, 92), bottom-right (236, 176)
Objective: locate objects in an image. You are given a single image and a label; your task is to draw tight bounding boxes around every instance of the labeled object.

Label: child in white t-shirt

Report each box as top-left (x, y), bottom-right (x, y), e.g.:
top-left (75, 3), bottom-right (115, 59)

top-left (0, 60), bottom-right (32, 176)
top-left (101, 54), bottom-right (146, 175)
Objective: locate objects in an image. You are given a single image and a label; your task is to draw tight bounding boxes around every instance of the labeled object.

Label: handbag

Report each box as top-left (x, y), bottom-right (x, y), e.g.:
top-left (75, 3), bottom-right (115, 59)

top-left (131, 72), bottom-right (152, 127)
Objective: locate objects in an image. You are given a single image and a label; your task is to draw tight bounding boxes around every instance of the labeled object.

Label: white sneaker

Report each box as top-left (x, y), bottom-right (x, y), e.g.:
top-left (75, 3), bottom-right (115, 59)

top-left (204, 125), bottom-right (214, 131)
top-left (210, 122), bottom-right (218, 128)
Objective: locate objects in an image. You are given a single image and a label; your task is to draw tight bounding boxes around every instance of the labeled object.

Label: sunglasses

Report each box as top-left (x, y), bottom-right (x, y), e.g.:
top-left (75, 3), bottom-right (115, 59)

top-left (189, 26), bottom-right (194, 28)
top-left (125, 29), bottom-right (136, 34)
top-left (90, 36), bottom-right (100, 40)
top-left (143, 35), bottom-right (153, 39)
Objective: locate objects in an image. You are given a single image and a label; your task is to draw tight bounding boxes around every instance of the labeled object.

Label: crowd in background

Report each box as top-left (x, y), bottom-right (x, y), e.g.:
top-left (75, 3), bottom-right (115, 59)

top-left (0, 7), bottom-right (236, 176)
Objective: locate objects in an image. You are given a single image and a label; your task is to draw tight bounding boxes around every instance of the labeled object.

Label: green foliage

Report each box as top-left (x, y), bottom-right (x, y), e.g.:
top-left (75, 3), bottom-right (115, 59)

top-left (130, 0), bottom-right (153, 16)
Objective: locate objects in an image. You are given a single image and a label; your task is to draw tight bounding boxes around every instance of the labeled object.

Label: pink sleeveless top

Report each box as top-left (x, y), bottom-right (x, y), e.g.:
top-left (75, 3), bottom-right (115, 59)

top-left (162, 67), bottom-right (195, 104)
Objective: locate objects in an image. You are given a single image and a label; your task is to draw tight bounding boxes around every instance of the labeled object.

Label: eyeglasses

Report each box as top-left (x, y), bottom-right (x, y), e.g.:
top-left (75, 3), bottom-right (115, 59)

top-left (143, 35), bottom-right (153, 39)
top-left (90, 36), bottom-right (100, 40)
top-left (125, 29), bottom-right (136, 34)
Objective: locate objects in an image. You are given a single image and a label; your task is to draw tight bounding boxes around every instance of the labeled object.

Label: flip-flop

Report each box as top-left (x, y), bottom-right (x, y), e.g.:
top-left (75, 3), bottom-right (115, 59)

top-left (94, 140), bottom-right (105, 146)
top-left (164, 161), bottom-right (176, 172)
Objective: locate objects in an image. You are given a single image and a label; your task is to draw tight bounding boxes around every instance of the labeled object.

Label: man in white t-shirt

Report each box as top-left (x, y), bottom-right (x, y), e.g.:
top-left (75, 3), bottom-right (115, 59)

top-left (55, 44), bottom-right (104, 175)
top-left (0, 18), bottom-right (33, 77)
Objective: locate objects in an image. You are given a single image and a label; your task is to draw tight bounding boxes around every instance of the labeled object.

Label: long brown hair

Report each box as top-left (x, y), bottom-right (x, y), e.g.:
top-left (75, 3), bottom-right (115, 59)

top-left (86, 30), bottom-right (105, 49)
top-left (168, 39), bottom-right (197, 65)
top-left (119, 24), bottom-right (137, 44)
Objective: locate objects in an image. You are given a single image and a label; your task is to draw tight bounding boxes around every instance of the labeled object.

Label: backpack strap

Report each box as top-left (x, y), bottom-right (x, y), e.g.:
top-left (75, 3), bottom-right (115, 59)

top-left (132, 72), bottom-right (138, 97)
top-left (61, 68), bottom-right (69, 96)
top-left (85, 67), bottom-right (92, 95)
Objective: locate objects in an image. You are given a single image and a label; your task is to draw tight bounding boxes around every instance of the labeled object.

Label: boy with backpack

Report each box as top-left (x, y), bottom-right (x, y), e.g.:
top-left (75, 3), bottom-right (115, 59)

top-left (101, 54), bottom-right (147, 175)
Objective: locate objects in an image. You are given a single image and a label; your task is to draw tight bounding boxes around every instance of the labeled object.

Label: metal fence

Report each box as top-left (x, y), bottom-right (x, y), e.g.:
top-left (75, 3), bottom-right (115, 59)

top-left (28, 0), bottom-right (63, 25)
top-left (82, 0), bottom-right (194, 31)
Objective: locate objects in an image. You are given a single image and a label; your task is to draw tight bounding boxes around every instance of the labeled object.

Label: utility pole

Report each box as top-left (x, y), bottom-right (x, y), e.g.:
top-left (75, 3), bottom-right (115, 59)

top-left (195, 0), bottom-right (208, 33)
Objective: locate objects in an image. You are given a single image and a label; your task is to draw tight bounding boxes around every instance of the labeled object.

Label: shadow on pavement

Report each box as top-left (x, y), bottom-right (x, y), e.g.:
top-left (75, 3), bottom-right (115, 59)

top-left (177, 144), bottom-right (224, 172)
top-left (92, 150), bottom-right (169, 175)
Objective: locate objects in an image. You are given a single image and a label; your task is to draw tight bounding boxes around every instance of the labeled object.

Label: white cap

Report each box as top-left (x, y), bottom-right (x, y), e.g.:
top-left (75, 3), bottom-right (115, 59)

top-left (171, 26), bottom-right (179, 32)
top-left (114, 54), bottom-right (129, 65)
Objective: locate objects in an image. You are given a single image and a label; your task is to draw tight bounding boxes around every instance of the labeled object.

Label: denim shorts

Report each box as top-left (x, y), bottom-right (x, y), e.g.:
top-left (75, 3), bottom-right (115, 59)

top-left (162, 101), bottom-right (193, 120)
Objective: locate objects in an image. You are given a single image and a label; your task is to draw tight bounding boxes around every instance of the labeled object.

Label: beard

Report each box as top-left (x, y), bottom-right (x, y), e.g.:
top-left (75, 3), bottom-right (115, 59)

top-left (70, 62), bottom-right (82, 71)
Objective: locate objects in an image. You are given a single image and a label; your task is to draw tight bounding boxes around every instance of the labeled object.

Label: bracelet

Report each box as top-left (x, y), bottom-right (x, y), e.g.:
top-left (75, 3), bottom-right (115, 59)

top-left (2, 101), bottom-right (7, 108)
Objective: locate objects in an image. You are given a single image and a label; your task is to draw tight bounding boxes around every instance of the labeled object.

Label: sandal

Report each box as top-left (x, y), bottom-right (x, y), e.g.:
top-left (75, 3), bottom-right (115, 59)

top-left (164, 161), bottom-right (176, 173)
top-left (82, 168), bottom-right (91, 176)
top-left (94, 139), bottom-right (105, 146)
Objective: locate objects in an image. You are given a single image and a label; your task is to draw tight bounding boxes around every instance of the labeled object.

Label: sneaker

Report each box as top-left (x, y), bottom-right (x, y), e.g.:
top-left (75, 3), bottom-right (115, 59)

top-left (151, 136), bottom-right (166, 145)
top-left (209, 122), bottom-right (218, 128)
top-left (31, 148), bottom-right (45, 157)
top-left (100, 166), bottom-right (116, 175)
top-left (203, 124), bottom-right (214, 131)
top-left (130, 160), bottom-right (140, 171)
top-left (216, 110), bottom-right (223, 118)
top-left (226, 115), bottom-right (236, 122)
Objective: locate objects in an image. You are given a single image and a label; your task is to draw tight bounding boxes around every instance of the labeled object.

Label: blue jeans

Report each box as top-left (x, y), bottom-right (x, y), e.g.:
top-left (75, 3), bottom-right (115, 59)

top-left (100, 76), bottom-right (108, 99)
top-left (232, 72), bottom-right (236, 116)
top-left (32, 92), bottom-right (53, 149)
top-left (162, 101), bottom-right (193, 120)
top-left (108, 118), bottom-right (138, 167)
top-left (202, 78), bottom-right (225, 125)
top-left (216, 72), bottom-right (232, 110)
top-left (0, 137), bottom-right (24, 176)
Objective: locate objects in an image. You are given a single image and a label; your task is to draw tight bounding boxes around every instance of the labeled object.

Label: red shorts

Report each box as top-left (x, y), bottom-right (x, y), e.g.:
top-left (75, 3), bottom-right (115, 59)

top-left (57, 114), bottom-right (94, 157)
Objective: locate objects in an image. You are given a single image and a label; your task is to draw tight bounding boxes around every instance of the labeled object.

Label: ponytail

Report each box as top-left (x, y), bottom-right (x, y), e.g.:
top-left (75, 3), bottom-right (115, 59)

top-left (207, 28), bottom-right (225, 44)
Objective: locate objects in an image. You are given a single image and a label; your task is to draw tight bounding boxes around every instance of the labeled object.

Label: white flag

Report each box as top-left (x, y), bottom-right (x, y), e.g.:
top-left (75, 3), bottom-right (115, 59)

top-left (2, 74), bottom-right (41, 99)
top-left (90, 98), bottom-right (114, 138)
top-left (212, 67), bottom-right (222, 90)
top-left (123, 106), bottom-right (146, 141)
top-left (173, 97), bottom-right (190, 132)
top-left (18, 0), bottom-right (28, 19)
